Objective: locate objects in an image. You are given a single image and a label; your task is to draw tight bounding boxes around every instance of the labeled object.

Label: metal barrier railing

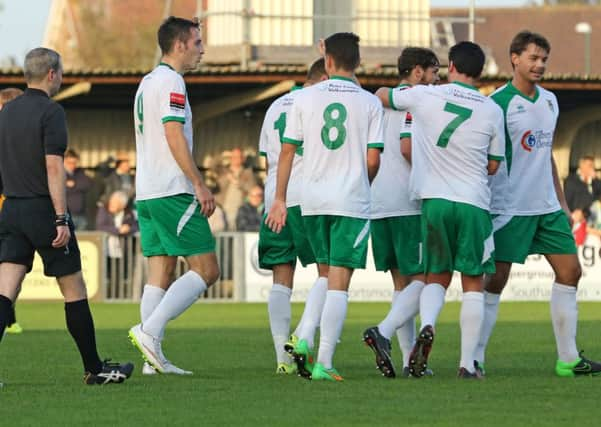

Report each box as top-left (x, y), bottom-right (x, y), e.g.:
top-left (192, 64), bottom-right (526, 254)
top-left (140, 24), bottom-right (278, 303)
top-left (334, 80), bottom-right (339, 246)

top-left (102, 232), bottom-right (245, 302)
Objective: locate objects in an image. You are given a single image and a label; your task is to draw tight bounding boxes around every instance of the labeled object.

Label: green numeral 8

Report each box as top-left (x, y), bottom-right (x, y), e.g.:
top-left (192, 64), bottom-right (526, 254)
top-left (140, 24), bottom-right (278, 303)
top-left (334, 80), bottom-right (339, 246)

top-left (321, 103), bottom-right (347, 150)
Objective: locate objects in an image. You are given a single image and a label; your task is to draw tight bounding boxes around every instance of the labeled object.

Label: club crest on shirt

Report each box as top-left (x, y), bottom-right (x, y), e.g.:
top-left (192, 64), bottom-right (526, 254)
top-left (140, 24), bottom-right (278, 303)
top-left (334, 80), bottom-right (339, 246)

top-left (170, 92), bottom-right (185, 110)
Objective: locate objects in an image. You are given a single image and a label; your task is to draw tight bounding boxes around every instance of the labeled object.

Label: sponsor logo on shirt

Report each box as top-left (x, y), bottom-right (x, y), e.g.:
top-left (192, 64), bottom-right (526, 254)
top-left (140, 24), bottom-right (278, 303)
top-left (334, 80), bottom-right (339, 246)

top-left (520, 130), bottom-right (553, 152)
top-left (170, 92), bottom-right (185, 110)
top-left (404, 112), bottom-right (413, 128)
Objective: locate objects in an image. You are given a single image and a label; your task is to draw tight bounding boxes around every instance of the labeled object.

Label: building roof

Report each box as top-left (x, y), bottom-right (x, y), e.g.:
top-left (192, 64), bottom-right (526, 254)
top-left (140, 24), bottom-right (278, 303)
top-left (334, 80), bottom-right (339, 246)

top-left (431, 5), bottom-right (601, 76)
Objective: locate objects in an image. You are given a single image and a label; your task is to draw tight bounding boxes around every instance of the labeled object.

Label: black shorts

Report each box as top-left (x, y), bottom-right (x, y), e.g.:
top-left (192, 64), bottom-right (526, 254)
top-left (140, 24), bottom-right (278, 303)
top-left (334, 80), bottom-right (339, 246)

top-left (0, 197), bottom-right (81, 277)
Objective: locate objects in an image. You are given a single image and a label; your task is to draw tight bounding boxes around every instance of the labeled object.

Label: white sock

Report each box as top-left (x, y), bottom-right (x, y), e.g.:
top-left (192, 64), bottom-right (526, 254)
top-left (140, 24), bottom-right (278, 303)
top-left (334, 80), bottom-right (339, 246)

top-left (474, 291), bottom-right (501, 364)
top-left (143, 271), bottom-right (207, 338)
top-left (295, 276), bottom-right (328, 348)
top-left (460, 292), bottom-right (484, 373)
top-left (396, 316), bottom-right (416, 368)
top-left (419, 283), bottom-right (446, 329)
top-left (268, 284), bottom-right (292, 364)
top-left (377, 281), bottom-right (424, 339)
top-left (140, 284), bottom-right (166, 324)
top-left (316, 290), bottom-right (348, 369)
top-left (550, 282), bottom-right (579, 363)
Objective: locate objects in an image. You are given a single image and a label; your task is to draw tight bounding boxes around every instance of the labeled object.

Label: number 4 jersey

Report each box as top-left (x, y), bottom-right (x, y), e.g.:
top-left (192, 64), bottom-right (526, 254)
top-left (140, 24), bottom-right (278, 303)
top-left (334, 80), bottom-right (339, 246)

top-left (282, 76), bottom-right (384, 219)
top-left (390, 82), bottom-right (505, 211)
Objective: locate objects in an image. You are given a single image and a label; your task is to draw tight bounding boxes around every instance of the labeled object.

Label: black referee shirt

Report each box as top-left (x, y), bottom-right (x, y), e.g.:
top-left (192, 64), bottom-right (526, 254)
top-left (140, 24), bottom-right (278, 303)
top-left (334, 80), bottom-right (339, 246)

top-left (0, 88), bottom-right (68, 197)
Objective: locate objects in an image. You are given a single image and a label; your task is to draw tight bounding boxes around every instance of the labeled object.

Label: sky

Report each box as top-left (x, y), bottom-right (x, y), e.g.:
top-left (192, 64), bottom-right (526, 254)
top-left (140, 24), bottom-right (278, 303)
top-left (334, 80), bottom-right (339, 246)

top-left (0, 0), bottom-right (542, 66)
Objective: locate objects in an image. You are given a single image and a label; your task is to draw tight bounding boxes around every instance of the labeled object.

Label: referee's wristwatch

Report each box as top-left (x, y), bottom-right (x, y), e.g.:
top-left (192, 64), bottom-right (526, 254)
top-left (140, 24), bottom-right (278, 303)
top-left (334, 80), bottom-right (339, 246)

top-left (55, 213), bottom-right (70, 226)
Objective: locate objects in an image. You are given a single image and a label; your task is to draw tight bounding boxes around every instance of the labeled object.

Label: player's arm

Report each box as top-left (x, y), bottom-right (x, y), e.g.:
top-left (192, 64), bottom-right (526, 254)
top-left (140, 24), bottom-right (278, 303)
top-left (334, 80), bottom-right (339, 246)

top-left (400, 138), bottom-right (412, 164)
top-left (367, 99), bottom-right (384, 183)
top-left (375, 87), bottom-right (393, 108)
top-left (552, 154), bottom-right (571, 222)
top-left (376, 86), bottom-right (417, 111)
top-left (44, 105), bottom-right (70, 248)
top-left (164, 121), bottom-right (214, 217)
top-left (487, 107), bottom-right (505, 175)
top-left (367, 148), bottom-right (380, 183)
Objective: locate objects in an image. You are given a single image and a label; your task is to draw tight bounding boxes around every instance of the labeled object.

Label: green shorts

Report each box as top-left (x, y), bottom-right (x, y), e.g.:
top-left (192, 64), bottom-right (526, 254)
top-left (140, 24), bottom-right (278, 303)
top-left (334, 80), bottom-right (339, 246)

top-left (493, 210), bottom-right (577, 264)
top-left (421, 199), bottom-right (495, 275)
top-left (370, 215), bottom-right (423, 275)
top-left (258, 205), bottom-right (316, 269)
top-left (136, 194), bottom-right (216, 257)
top-left (303, 215), bottom-right (370, 269)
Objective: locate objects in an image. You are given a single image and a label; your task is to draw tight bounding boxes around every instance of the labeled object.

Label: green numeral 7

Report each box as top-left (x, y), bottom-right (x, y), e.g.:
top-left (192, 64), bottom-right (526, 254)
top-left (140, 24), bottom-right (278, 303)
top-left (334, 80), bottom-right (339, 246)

top-left (436, 102), bottom-right (473, 148)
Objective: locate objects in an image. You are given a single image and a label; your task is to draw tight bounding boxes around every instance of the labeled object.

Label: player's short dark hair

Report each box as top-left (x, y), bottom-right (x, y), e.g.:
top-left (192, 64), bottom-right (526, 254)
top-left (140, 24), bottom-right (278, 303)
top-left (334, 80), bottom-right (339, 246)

top-left (64, 149), bottom-right (79, 159)
top-left (448, 41), bottom-right (485, 78)
top-left (510, 31), bottom-right (551, 57)
top-left (23, 48), bottom-right (61, 83)
top-left (397, 47), bottom-right (440, 78)
top-left (158, 16), bottom-right (200, 55)
top-left (306, 58), bottom-right (327, 82)
top-left (324, 32), bottom-right (361, 71)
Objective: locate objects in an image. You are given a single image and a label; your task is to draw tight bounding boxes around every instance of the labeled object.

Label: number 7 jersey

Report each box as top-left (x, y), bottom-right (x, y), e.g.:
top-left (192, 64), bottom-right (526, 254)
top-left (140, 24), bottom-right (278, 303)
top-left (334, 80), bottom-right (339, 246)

top-left (390, 82), bottom-right (505, 211)
top-left (282, 76), bottom-right (384, 219)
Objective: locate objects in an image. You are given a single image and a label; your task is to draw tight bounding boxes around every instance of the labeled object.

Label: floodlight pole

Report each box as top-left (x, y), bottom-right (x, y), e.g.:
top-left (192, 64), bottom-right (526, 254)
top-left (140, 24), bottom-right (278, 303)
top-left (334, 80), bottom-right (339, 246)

top-left (468, 0), bottom-right (475, 42)
top-left (575, 22), bottom-right (592, 75)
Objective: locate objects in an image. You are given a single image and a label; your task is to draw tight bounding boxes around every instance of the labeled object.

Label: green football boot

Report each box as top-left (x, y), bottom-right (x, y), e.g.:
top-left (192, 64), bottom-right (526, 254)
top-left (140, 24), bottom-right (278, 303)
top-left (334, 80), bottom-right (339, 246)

top-left (291, 338), bottom-right (314, 380)
top-left (556, 352), bottom-right (601, 377)
top-left (276, 363), bottom-right (297, 375)
top-left (311, 363), bottom-right (344, 382)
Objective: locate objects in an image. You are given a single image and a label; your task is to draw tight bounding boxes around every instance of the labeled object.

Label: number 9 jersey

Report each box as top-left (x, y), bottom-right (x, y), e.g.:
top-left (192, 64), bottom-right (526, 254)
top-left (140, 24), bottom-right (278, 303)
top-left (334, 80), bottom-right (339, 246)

top-left (390, 82), bottom-right (505, 211)
top-left (282, 76), bottom-right (384, 219)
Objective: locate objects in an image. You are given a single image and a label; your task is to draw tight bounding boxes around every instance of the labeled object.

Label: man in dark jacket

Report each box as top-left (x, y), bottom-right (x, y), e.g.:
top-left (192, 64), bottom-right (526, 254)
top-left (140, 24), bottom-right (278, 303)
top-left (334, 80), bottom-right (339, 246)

top-left (564, 156), bottom-right (601, 214)
top-left (236, 185), bottom-right (264, 231)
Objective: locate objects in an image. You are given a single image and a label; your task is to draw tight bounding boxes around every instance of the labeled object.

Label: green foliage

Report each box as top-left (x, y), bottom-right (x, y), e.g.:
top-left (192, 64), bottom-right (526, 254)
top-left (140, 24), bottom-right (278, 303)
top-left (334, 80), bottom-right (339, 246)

top-left (1, 302), bottom-right (600, 426)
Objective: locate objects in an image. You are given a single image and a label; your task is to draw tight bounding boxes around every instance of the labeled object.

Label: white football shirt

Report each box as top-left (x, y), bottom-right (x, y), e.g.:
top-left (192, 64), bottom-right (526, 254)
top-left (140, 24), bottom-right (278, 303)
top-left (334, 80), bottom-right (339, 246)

top-left (488, 82), bottom-right (561, 215)
top-left (283, 76), bottom-right (384, 219)
top-left (134, 63), bottom-right (194, 200)
top-left (390, 82), bottom-right (505, 211)
top-left (259, 89), bottom-right (304, 212)
top-left (371, 84), bottom-right (420, 218)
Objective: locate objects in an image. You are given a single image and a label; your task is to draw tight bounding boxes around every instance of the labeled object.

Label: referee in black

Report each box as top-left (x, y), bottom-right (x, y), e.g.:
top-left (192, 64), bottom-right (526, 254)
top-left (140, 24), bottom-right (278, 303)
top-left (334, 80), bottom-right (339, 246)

top-left (0, 48), bottom-right (133, 385)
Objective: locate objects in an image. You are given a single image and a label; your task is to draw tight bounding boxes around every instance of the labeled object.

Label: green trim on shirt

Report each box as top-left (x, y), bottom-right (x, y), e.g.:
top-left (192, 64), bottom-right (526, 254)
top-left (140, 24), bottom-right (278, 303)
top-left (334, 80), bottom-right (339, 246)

top-left (368, 142), bottom-right (384, 152)
top-left (282, 137), bottom-right (303, 146)
top-left (159, 62), bottom-right (176, 71)
top-left (451, 81), bottom-right (479, 92)
top-left (162, 116), bottom-right (185, 124)
top-left (507, 80), bottom-right (539, 103)
top-left (490, 84), bottom-right (518, 174)
top-left (399, 132), bottom-right (411, 139)
top-left (259, 151), bottom-right (267, 157)
top-left (488, 154), bottom-right (504, 162)
top-left (388, 88), bottom-right (398, 111)
top-left (330, 75), bottom-right (356, 83)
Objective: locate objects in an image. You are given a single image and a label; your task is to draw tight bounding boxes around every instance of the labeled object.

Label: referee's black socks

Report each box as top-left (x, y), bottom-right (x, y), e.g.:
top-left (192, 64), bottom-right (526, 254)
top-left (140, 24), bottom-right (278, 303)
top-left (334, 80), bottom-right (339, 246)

top-left (65, 299), bottom-right (103, 374)
top-left (0, 295), bottom-right (14, 343)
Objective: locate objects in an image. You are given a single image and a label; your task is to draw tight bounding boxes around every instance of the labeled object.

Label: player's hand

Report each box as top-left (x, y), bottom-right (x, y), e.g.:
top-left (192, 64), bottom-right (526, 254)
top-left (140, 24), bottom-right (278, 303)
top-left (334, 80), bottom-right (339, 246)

top-left (265, 199), bottom-right (287, 233)
top-left (52, 225), bottom-right (71, 248)
top-left (195, 183), bottom-right (215, 218)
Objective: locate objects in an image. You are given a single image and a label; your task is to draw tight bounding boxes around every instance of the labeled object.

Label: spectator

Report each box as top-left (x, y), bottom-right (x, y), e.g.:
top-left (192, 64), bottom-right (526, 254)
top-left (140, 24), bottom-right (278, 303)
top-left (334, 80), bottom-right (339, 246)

top-left (101, 152), bottom-right (135, 205)
top-left (564, 155), bottom-right (601, 214)
top-left (236, 185), bottom-right (264, 231)
top-left (217, 148), bottom-right (257, 230)
top-left (64, 149), bottom-right (93, 230)
top-left (571, 208), bottom-right (587, 247)
top-left (96, 190), bottom-right (138, 296)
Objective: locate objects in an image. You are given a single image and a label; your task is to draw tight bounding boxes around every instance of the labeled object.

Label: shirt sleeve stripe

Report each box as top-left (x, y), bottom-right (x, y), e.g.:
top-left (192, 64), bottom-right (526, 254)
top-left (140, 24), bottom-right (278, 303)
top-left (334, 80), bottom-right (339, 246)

top-left (488, 154), bottom-right (504, 161)
top-left (259, 151), bottom-right (267, 157)
top-left (368, 142), bottom-right (384, 151)
top-left (388, 89), bottom-right (397, 111)
top-left (282, 137), bottom-right (303, 146)
top-left (399, 132), bottom-right (411, 138)
top-left (162, 116), bottom-right (185, 124)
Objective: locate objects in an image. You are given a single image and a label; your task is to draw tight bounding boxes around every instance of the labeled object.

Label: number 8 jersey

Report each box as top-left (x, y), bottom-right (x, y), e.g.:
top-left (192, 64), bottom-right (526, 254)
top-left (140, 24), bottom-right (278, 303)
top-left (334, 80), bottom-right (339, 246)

top-left (282, 76), bottom-right (384, 219)
top-left (390, 82), bottom-right (505, 211)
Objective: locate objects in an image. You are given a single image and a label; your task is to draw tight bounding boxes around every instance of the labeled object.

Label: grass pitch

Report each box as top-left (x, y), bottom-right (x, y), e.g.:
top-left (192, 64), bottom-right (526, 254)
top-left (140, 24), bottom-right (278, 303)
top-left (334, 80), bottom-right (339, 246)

top-left (1, 302), bottom-right (600, 426)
